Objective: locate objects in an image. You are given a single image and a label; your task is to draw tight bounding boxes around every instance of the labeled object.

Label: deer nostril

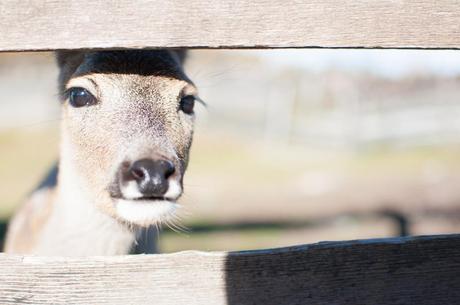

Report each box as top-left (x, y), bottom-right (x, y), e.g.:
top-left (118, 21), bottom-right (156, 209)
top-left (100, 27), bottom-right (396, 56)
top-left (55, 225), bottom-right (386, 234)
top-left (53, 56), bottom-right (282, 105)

top-left (130, 167), bottom-right (145, 181)
top-left (160, 160), bottom-right (175, 179)
top-left (122, 158), bottom-right (176, 198)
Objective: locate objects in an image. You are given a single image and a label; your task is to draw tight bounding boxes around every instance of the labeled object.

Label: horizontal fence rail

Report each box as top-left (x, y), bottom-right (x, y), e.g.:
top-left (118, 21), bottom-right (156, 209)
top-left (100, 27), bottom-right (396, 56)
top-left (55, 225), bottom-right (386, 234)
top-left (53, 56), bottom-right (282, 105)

top-left (0, 234), bottom-right (459, 304)
top-left (1, 0), bottom-right (460, 51)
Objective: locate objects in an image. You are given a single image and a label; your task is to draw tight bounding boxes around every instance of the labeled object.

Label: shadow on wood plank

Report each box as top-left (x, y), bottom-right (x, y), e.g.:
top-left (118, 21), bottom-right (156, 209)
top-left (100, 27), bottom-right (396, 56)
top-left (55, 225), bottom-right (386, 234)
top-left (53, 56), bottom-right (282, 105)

top-left (224, 235), bottom-right (460, 305)
top-left (0, 221), bottom-right (6, 252)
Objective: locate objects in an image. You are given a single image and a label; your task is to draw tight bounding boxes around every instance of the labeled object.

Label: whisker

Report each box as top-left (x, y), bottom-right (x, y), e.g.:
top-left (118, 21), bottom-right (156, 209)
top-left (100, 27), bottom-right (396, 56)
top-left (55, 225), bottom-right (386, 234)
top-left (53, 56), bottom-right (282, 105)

top-left (170, 219), bottom-right (191, 234)
top-left (164, 219), bottom-right (180, 235)
top-left (164, 213), bottom-right (190, 235)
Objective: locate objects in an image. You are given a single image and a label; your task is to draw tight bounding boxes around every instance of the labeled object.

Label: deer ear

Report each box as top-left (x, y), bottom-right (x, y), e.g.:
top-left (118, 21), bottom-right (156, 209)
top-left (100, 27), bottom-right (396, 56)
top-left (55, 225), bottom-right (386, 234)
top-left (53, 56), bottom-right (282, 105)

top-left (55, 51), bottom-right (85, 69)
top-left (55, 51), bottom-right (86, 95)
top-left (171, 49), bottom-right (187, 65)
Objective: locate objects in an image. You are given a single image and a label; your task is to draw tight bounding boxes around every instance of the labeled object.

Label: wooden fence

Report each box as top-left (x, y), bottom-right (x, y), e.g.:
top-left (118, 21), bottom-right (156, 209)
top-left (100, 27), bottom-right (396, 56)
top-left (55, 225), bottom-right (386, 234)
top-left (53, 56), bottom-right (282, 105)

top-left (1, 235), bottom-right (459, 305)
top-left (1, 0), bottom-right (460, 51)
top-left (1, 0), bottom-right (460, 304)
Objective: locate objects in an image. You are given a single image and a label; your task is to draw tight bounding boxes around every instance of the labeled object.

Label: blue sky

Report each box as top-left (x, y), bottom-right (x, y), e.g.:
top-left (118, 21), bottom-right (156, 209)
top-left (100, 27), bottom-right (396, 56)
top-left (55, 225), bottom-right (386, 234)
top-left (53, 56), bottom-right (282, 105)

top-left (253, 49), bottom-right (460, 78)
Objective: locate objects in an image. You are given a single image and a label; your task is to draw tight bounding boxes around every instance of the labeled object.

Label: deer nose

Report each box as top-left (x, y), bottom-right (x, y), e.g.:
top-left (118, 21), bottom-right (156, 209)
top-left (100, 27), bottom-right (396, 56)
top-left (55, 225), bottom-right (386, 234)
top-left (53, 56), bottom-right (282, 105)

top-left (124, 159), bottom-right (175, 197)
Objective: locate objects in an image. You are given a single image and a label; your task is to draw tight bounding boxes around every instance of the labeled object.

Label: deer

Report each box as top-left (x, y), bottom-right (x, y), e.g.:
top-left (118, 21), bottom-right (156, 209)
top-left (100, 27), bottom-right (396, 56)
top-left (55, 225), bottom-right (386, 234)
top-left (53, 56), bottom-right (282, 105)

top-left (4, 50), bottom-right (199, 256)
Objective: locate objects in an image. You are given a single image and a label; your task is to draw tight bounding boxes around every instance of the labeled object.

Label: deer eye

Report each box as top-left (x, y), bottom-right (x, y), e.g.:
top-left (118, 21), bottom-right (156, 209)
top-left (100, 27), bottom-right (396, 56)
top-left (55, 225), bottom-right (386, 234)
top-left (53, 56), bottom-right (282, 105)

top-left (68, 87), bottom-right (97, 107)
top-left (179, 95), bottom-right (195, 115)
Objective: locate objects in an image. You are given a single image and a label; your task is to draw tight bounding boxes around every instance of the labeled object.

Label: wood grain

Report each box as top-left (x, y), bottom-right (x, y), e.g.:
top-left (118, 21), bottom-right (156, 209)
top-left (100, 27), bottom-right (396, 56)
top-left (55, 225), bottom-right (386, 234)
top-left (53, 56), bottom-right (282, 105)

top-left (1, 0), bottom-right (460, 51)
top-left (0, 234), bottom-right (459, 304)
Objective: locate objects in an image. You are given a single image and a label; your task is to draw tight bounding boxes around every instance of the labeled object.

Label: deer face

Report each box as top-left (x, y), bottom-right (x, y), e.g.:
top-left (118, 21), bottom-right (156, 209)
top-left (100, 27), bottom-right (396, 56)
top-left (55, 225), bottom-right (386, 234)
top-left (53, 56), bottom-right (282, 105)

top-left (57, 50), bottom-right (197, 227)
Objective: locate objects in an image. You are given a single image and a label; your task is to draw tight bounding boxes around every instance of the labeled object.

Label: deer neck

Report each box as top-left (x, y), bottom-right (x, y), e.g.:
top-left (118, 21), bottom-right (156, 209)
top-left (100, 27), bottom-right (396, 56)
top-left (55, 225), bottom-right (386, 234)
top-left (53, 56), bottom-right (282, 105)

top-left (34, 154), bottom-right (137, 256)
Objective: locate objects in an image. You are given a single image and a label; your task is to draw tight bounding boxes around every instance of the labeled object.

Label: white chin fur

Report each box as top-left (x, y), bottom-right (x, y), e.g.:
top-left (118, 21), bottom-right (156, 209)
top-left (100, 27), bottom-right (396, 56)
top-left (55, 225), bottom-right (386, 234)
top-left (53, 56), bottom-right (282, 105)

top-left (115, 199), bottom-right (177, 226)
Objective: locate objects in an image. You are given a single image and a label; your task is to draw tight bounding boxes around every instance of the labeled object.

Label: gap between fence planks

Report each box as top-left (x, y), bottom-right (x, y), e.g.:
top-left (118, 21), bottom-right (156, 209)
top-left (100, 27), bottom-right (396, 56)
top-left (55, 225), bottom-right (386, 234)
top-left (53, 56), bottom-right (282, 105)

top-left (1, 0), bottom-right (460, 51)
top-left (0, 234), bottom-right (458, 305)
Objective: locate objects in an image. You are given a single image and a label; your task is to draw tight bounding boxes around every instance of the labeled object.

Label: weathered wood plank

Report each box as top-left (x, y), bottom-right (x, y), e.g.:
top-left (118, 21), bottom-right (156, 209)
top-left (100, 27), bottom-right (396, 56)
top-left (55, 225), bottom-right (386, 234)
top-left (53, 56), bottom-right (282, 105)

top-left (0, 234), bottom-right (459, 304)
top-left (1, 1), bottom-right (460, 51)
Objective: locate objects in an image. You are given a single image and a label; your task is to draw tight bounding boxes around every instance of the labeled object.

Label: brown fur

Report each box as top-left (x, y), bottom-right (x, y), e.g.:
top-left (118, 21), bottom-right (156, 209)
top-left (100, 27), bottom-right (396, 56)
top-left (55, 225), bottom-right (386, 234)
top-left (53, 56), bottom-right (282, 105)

top-left (5, 50), bottom-right (197, 255)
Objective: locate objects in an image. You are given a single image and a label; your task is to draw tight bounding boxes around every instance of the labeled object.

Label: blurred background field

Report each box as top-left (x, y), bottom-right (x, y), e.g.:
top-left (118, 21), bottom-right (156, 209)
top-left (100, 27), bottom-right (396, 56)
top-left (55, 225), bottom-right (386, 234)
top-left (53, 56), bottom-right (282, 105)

top-left (1, 50), bottom-right (460, 252)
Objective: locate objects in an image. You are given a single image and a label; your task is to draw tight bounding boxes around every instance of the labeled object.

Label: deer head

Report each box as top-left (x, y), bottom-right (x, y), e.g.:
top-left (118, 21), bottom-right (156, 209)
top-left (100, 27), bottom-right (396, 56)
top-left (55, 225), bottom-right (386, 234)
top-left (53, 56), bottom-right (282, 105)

top-left (56, 50), bottom-right (197, 227)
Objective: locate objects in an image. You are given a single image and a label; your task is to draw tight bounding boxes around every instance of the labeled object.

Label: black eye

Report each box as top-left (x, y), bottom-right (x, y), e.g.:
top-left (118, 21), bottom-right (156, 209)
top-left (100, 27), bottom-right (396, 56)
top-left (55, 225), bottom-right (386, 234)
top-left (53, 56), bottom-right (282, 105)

top-left (68, 87), bottom-right (97, 107)
top-left (180, 95), bottom-right (195, 114)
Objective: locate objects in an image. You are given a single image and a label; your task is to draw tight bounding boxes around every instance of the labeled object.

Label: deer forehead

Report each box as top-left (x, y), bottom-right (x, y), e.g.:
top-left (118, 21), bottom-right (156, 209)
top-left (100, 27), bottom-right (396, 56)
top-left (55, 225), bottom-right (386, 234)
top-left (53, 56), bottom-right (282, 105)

top-left (62, 75), bottom-right (194, 156)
